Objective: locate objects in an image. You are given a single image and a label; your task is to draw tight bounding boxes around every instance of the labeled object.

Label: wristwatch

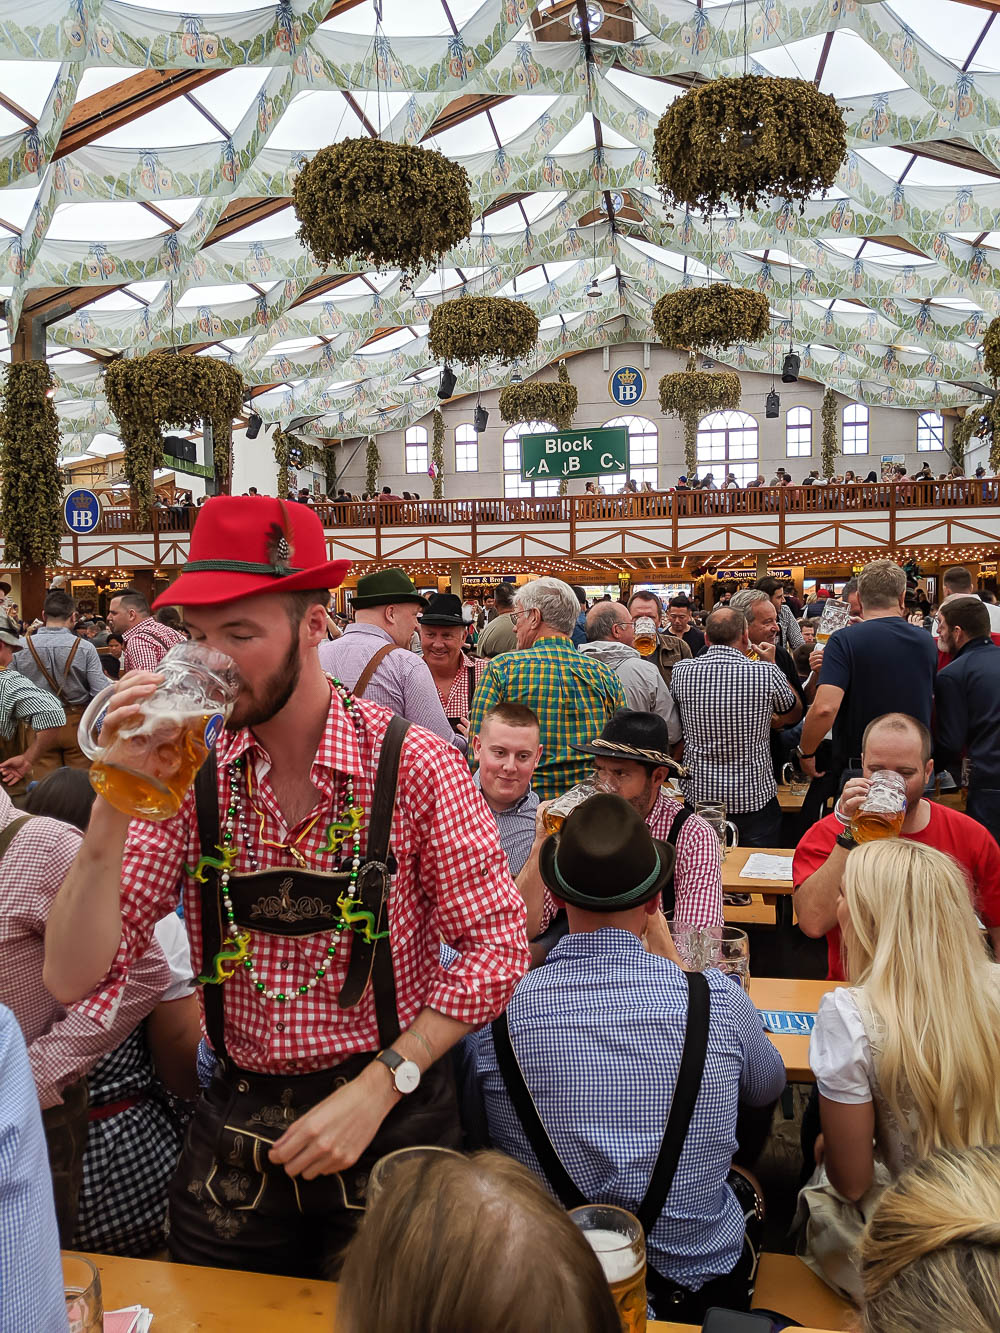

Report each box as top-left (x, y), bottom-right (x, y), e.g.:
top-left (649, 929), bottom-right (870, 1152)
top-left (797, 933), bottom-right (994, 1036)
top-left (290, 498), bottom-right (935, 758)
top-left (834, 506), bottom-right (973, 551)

top-left (794, 745), bottom-right (818, 761)
top-left (835, 831), bottom-right (858, 852)
top-left (374, 1049), bottom-right (421, 1095)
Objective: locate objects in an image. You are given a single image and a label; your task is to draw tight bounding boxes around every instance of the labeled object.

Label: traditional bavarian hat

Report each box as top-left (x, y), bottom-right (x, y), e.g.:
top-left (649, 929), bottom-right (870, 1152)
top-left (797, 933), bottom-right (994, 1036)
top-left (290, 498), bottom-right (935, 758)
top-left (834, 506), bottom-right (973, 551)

top-left (573, 709), bottom-right (686, 776)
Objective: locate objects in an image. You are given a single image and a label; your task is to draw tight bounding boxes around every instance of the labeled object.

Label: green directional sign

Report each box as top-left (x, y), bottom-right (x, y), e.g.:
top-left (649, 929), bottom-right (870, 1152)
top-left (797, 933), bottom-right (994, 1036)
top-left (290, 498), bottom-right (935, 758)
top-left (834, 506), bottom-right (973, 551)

top-left (520, 426), bottom-right (629, 481)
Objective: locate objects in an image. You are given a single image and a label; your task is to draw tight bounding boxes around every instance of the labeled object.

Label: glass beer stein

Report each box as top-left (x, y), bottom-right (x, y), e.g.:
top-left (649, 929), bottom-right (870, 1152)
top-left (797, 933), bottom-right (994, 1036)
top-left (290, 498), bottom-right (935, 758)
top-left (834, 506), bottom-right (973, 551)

top-left (543, 780), bottom-right (599, 835)
top-left (815, 597), bottom-right (851, 647)
top-left (850, 769), bottom-right (907, 842)
top-left (570, 1204), bottom-right (647, 1333)
top-left (78, 642), bottom-right (239, 821)
top-left (693, 800), bottom-right (739, 859)
top-left (632, 616), bottom-right (659, 657)
top-left (63, 1254), bottom-right (102, 1333)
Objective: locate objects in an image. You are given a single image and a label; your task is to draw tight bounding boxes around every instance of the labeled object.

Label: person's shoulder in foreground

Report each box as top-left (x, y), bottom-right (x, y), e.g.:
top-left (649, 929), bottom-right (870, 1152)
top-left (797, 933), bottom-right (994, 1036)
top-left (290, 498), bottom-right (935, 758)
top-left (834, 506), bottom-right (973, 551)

top-left (0, 1003), bottom-right (67, 1333)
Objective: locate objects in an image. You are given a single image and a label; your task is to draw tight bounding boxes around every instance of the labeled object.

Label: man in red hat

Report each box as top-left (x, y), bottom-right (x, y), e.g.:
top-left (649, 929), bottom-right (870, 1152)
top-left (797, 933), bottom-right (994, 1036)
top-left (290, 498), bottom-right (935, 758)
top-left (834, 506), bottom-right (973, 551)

top-left (45, 497), bottom-right (530, 1277)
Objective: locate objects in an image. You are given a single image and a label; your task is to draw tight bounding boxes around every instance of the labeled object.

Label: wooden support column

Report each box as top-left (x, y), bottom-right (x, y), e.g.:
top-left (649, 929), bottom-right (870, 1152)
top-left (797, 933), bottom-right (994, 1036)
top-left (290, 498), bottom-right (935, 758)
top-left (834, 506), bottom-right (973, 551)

top-left (449, 562), bottom-right (463, 596)
top-left (131, 568), bottom-right (155, 606)
top-left (755, 553), bottom-right (768, 578)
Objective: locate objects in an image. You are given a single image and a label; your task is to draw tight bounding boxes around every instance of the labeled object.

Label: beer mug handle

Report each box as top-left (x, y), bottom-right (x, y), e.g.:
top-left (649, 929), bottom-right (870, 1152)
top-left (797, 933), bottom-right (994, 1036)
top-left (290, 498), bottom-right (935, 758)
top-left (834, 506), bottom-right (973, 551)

top-left (76, 684), bottom-right (117, 763)
top-left (725, 821), bottom-right (739, 850)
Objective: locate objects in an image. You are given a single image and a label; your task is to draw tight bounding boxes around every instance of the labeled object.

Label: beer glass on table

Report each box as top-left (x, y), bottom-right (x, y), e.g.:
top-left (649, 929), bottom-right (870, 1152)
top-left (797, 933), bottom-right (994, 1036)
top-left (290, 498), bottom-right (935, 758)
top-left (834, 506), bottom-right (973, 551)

top-left (63, 1254), bottom-right (102, 1333)
top-left (693, 800), bottom-right (739, 860)
top-left (570, 1204), bottom-right (647, 1333)
top-left (815, 598), bottom-right (851, 647)
top-left (850, 770), bottom-right (907, 842)
top-left (632, 617), bottom-right (659, 657)
top-left (669, 925), bottom-right (751, 991)
top-left (77, 641), bottom-right (239, 821)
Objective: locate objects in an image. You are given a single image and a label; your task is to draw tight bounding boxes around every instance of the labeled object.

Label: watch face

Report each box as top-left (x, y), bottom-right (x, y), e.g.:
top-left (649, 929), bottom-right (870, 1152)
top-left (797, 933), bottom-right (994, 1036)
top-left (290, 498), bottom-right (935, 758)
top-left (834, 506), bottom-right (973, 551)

top-left (394, 1059), bottom-right (421, 1094)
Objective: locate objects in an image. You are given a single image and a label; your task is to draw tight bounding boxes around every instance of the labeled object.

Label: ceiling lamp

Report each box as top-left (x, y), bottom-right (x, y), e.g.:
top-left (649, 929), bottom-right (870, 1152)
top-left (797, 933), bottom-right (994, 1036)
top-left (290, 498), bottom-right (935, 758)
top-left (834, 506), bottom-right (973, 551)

top-left (586, 277), bottom-right (602, 300)
top-left (509, 367), bottom-right (523, 384)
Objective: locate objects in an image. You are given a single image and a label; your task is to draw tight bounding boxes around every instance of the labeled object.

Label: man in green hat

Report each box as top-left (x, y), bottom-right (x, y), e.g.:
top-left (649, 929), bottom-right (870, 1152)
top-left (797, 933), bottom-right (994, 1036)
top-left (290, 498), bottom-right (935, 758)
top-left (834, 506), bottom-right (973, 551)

top-left (319, 570), bottom-right (462, 749)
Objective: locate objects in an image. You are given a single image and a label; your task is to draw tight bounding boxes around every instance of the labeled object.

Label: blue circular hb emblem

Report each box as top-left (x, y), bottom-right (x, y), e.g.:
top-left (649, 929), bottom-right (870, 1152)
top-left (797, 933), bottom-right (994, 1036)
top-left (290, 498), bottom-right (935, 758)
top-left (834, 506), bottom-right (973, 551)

top-left (608, 366), bottom-right (646, 406)
top-left (204, 714), bottom-right (225, 750)
top-left (63, 488), bottom-right (101, 534)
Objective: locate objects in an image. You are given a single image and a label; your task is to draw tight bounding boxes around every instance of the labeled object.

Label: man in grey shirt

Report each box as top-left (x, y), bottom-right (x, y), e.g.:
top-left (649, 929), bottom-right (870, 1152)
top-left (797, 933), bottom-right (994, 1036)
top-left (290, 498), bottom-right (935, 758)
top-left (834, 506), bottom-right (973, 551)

top-left (318, 568), bottom-right (463, 750)
top-left (14, 590), bottom-right (108, 776)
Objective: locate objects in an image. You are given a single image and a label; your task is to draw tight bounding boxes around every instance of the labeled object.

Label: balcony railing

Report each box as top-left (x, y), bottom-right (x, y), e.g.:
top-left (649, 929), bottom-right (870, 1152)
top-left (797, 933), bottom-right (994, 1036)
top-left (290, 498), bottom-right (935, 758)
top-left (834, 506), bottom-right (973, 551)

top-left (94, 478), bottom-right (1000, 537)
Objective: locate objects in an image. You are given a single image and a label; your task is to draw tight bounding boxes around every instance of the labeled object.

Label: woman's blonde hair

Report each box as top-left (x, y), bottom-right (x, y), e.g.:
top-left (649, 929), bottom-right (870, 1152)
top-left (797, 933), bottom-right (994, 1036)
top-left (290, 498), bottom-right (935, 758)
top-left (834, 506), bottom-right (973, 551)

top-left (861, 1146), bottom-right (1000, 1332)
top-left (841, 839), bottom-right (1000, 1156)
top-left (336, 1150), bottom-right (621, 1333)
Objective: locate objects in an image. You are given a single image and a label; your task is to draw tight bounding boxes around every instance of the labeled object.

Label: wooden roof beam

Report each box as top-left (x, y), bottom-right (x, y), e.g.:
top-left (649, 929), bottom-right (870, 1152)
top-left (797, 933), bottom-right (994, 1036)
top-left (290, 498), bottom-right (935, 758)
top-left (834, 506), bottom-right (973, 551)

top-left (55, 70), bottom-right (224, 159)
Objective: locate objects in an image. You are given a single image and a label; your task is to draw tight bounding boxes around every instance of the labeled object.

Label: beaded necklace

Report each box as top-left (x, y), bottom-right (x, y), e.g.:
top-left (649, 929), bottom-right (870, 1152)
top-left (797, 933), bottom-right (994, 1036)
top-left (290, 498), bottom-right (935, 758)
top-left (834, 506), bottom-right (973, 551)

top-left (193, 676), bottom-right (387, 1005)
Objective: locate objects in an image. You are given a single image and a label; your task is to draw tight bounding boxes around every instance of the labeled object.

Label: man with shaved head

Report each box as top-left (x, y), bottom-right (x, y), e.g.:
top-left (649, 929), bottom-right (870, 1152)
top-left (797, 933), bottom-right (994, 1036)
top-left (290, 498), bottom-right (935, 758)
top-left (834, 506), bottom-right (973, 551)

top-left (670, 607), bottom-right (800, 846)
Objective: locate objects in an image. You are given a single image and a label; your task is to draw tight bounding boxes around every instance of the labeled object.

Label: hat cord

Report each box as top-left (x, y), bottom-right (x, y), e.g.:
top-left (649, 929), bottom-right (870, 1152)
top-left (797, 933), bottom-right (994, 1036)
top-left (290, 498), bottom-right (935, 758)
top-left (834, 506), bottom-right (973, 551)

top-left (551, 847), bottom-right (662, 908)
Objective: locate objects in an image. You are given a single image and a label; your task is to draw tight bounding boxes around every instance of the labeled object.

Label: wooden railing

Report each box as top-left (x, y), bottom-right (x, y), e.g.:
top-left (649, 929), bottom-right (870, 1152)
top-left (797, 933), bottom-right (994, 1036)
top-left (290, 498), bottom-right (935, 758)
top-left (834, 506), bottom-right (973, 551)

top-left (91, 479), bottom-right (1000, 537)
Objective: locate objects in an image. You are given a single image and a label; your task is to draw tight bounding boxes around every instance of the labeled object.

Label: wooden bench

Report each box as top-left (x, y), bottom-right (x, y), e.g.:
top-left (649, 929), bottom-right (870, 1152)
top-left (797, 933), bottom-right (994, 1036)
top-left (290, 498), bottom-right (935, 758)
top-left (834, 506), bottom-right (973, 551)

top-left (752, 1252), bottom-right (854, 1329)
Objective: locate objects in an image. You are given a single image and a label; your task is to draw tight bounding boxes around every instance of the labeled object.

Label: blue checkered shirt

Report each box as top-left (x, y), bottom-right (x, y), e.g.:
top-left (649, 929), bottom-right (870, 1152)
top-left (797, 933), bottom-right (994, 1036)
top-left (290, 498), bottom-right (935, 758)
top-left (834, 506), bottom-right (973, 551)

top-left (0, 1004), bottom-right (67, 1333)
top-left (471, 930), bottom-right (785, 1290)
top-left (474, 773), bottom-right (538, 878)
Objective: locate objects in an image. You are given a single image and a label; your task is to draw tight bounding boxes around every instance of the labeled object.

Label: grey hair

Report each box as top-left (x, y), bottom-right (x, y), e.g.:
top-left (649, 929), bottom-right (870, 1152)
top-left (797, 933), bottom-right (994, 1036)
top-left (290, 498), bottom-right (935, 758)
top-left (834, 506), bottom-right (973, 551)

top-left (585, 601), bottom-right (627, 642)
top-left (858, 559), bottom-right (906, 611)
top-left (729, 588), bottom-right (771, 625)
top-left (514, 578), bottom-right (579, 635)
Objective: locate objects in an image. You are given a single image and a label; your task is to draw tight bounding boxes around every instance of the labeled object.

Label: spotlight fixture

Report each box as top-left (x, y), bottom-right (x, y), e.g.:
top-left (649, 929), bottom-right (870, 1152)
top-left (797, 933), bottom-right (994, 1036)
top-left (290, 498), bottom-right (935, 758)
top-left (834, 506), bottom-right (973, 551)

top-left (473, 403), bottom-right (489, 434)
top-left (438, 365), bottom-right (457, 399)
top-left (781, 351), bottom-right (800, 383)
top-left (246, 412), bottom-right (263, 439)
top-left (765, 389), bottom-right (780, 418)
top-left (510, 367), bottom-right (523, 384)
top-left (586, 277), bottom-right (602, 300)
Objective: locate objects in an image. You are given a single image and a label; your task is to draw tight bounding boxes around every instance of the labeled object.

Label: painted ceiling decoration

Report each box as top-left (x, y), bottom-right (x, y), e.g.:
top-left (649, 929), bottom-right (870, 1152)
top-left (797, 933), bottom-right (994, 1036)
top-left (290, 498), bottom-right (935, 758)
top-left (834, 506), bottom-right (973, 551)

top-left (1, 0), bottom-right (999, 458)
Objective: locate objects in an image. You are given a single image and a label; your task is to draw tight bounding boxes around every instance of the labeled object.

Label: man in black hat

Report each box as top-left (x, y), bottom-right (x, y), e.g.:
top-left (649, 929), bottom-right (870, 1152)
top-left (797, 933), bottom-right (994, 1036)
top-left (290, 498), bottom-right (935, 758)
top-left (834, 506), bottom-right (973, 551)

top-left (319, 569), bottom-right (461, 749)
top-left (470, 793), bottom-right (785, 1323)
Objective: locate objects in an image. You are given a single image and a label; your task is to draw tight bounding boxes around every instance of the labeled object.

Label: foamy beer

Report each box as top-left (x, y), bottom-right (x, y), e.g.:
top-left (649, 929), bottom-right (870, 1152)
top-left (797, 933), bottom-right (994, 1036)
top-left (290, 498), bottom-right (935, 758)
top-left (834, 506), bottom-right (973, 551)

top-left (850, 769), bottom-right (907, 843)
top-left (633, 616), bottom-right (658, 657)
top-left (570, 1205), bottom-right (647, 1333)
top-left (815, 597), bottom-right (851, 646)
top-left (77, 642), bottom-right (239, 821)
top-left (543, 780), bottom-right (598, 835)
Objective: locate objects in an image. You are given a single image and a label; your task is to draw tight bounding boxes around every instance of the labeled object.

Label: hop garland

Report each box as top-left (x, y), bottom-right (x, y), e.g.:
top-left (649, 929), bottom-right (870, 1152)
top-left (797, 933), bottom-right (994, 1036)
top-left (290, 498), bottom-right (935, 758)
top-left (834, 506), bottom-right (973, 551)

top-left (654, 74), bottom-right (846, 216)
top-left (273, 428), bottom-right (292, 498)
top-left (0, 361), bottom-right (64, 569)
top-left (659, 359), bottom-right (742, 476)
top-left (104, 352), bottom-right (244, 522)
top-left (428, 296), bottom-right (539, 367)
top-left (983, 316), bottom-right (1000, 385)
top-left (432, 409), bottom-right (445, 500)
top-left (293, 139), bottom-right (472, 288)
top-left (821, 387), bottom-right (838, 478)
top-left (955, 399), bottom-right (1000, 474)
top-left (365, 435), bottom-right (381, 495)
top-left (652, 286), bottom-right (771, 352)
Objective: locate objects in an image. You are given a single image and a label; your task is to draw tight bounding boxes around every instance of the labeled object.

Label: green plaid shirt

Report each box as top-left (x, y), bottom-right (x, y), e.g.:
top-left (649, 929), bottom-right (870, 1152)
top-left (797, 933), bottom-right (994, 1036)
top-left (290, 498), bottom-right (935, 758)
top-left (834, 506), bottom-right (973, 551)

top-left (469, 636), bottom-right (627, 801)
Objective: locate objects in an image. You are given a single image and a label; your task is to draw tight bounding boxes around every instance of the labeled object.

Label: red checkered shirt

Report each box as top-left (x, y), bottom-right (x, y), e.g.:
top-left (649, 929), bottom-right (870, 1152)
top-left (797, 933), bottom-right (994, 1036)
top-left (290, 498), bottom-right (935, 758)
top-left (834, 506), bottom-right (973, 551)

top-left (438, 657), bottom-right (487, 720)
top-left (121, 617), bottom-right (186, 673)
top-left (540, 789), bottom-right (723, 934)
top-left (83, 686), bottom-right (530, 1074)
top-left (0, 788), bottom-right (172, 1108)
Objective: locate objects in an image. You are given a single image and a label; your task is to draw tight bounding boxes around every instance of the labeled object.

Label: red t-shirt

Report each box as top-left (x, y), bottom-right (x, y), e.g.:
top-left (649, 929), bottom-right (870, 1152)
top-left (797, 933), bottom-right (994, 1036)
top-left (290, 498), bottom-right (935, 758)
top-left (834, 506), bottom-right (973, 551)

top-left (793, 803), bottom-right (1000, 980)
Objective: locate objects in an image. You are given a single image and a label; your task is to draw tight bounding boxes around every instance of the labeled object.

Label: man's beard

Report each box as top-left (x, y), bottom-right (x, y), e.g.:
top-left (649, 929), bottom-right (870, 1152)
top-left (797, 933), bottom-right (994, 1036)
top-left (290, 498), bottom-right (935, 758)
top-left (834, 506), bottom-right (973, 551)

top-left (226, 632), bottom-right (302, 731)
top-left (626, 775), bottom-right (657, 821)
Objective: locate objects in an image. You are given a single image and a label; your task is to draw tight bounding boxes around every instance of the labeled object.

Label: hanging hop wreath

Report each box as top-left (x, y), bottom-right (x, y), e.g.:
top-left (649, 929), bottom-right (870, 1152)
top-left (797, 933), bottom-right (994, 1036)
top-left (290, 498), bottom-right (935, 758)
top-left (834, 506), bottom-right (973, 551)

top-left (654, 74), bottom-right (847, 216)
top-left (982, 316), bottom-right (1000, 385)
top-left (957, 398), bottom-right (1000, 474)
top-left (432, 409), bottom-right (445, 500)
top-left (104, 352), bottom-right (245, 521)
top-left (659, 358), bottom-right (742, 477)
top-left (428, 296), bottom-right (539, 367)
top-left (273, 428), bottom-right (293, 498)
top-left (821, 387), bottom-right (838, 478)
top-left (498, 367), bottom-right (578, 431)
top-left (0, 361), bottom-right (65, 569)
top-left (293, 139), bottom-right (472, 288)
top-left (365, 435), bottom-right (381, 495)
top-left (652, 285), bottom-right (770, 352)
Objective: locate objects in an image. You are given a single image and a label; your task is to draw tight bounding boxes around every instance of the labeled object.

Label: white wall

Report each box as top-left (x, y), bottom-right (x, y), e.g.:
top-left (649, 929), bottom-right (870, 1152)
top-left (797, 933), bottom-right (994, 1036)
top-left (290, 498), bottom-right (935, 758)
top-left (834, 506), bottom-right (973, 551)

top-left (290, 344), bottom-right (955, 500)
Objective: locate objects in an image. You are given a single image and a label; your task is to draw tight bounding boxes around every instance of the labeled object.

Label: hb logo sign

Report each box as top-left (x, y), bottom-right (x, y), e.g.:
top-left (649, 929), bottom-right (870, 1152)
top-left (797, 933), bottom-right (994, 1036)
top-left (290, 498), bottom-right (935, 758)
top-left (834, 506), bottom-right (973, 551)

top-left (608, 365), bottom-right (645, 406)
top-left (63, 488), bottom-right (101, 534)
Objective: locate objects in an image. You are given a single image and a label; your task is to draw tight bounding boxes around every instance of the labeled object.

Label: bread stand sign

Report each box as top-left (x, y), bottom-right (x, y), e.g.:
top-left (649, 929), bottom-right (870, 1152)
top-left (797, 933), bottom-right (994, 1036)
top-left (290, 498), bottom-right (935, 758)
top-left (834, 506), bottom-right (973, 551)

top-left (520, 427), bottom-right (628, 481)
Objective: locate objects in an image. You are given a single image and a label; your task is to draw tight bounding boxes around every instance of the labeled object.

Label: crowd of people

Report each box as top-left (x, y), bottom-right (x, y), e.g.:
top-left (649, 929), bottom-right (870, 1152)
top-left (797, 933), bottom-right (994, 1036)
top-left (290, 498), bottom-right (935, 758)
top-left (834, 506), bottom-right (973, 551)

top-left (2, 493), bottom-right (1000, 1331)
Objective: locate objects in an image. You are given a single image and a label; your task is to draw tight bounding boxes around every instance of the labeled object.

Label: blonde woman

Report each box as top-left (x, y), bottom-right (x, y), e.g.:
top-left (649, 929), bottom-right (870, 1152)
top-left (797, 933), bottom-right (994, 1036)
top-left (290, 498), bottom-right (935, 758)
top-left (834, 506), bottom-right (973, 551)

top-left (812, 839), bottom-right (1000, 1195)
top-left (859, 1146), bottom-right (1000, 1333)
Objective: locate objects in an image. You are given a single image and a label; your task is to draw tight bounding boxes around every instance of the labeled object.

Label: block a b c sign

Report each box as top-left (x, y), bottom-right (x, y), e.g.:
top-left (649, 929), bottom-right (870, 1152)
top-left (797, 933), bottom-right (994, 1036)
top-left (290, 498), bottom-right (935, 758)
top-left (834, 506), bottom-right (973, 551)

top-left (608, 365), bottom-right (646, 407)
top-left (63, 488), bottom-right (101, 534)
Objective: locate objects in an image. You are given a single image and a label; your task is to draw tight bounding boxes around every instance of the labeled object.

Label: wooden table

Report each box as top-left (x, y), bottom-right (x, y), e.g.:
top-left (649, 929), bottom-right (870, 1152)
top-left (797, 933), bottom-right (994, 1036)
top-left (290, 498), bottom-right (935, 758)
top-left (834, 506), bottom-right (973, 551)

top-left (75, 1251), bottom-right (755, 1332)
top-left (777, 785), bottom-right (806, 811)
top-left (722, 846), bottom-right (795, 897)
top-left (749, 977), bottom-right (841, 1081)
top-left (724, 893), bottom-right (777, 927)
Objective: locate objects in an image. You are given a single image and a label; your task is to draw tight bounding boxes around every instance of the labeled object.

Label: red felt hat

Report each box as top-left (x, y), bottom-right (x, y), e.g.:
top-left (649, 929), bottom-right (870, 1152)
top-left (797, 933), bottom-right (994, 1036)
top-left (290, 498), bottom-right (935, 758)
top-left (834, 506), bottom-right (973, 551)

top-left (153, 496), bottom-right (351, 609)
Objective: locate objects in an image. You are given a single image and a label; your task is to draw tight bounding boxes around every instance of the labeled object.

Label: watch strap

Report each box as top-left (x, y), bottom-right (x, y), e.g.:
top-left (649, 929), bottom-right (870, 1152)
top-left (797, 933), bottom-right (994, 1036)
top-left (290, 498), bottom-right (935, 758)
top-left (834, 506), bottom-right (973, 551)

top-left (375, 1049), bottom-right (403, 1073)
top-left (835, 831), bottom-right (858, 851)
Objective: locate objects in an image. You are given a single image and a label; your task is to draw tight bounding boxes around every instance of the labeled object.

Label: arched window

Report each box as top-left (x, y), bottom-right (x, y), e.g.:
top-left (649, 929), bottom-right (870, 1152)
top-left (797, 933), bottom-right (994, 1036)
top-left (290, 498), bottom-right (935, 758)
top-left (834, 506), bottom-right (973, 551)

top-left (455, 422), bottom-right (478, 472)
top-left (843, 403), bottom-right (869, 455)
top-left (600, 415), bottom-right (658, 492)
top-left (786, 406), bottom-right (812, 458)
top-left (696, 410), bottom-right (759, 487)
top-left (502, 420), bottom-right (560, 497)
top-left (404, 425), bottom-right (428, 474)
top-left (917, 410), bottom-right (944, 452)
